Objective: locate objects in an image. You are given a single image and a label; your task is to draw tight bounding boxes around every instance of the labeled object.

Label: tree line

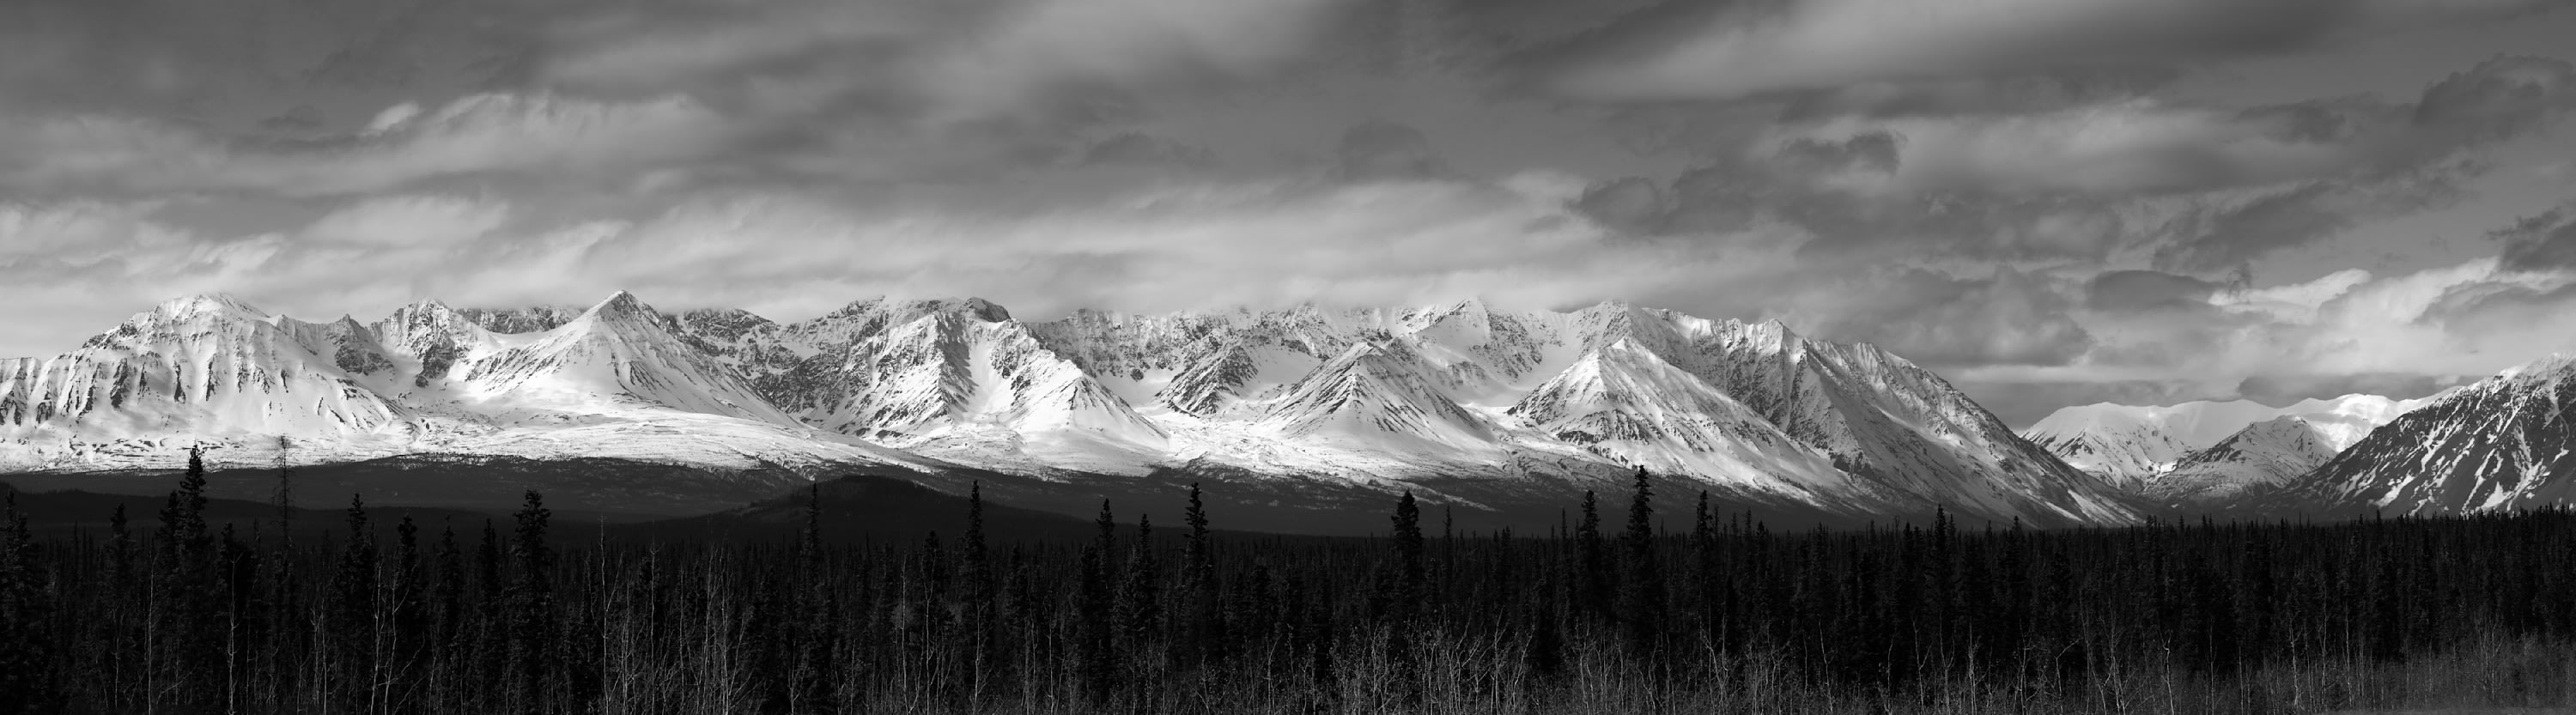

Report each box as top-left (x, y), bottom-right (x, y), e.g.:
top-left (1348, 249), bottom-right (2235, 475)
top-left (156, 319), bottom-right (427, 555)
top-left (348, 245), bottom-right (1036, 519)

top-left (3, 453), bottom-right (2574, 713)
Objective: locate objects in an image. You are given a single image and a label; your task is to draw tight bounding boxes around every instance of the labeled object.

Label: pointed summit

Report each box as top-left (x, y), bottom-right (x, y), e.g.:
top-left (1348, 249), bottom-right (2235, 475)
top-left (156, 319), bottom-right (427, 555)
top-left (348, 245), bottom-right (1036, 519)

top-left (592, 290), bottom-right (652, 317)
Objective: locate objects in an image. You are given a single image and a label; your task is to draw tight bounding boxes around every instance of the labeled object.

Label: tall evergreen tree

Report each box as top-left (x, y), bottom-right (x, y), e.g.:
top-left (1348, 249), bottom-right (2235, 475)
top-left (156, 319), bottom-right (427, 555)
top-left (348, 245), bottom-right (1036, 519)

top-left (1182, 483), bottom-right (1225, 666)
top-left (391, 516), bottom-right (427, 687)
top-left (801, 482), bottom-right (823, 565)
top-left (1577, 489), bottom-right (1609, 618)
top-left (1390, 492), bottom-right (1425, 621)
top-left (152, 445), bottom-right (216, 712)
top-left (1077, 500), bottom-right (1118, 703)
top-left (506, 491), bottom-right (555, 713)
top-left (1620, 468), bottom-right (1665, 654)
top-left (330, 494), bottom-right (379, 708)
top-left (1121, 514), bottom-right (1162, 663)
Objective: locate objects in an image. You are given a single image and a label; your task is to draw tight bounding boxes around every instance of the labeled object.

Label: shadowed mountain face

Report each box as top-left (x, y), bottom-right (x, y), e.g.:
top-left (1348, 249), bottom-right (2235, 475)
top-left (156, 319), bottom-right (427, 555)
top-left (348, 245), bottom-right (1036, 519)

top-left (1, 293), bottom-right (2139, 530)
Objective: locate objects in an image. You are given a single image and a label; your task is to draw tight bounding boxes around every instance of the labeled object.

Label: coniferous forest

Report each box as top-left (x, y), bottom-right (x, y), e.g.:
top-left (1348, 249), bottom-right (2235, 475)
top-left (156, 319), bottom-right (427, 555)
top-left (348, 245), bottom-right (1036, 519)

top-left (4, 452), bottom-right (2576, 714)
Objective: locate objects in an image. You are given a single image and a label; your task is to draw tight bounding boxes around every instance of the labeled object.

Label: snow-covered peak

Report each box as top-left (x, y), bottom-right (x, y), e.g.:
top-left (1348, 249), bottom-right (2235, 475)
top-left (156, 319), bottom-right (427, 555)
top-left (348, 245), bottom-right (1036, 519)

top-left (593, 290), bottom-right (649, 316)
top-left (459, 291), bottom-right (796, 424)
top-left (566, 290), bottom-right (674, 333)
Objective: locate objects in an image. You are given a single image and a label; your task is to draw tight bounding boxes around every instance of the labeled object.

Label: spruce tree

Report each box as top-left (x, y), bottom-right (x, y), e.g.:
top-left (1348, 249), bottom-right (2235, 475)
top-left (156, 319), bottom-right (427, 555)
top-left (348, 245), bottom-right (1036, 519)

top-left (506, 492), bottom-right (554, 713)
top-left (1181, 483), bottom-right (1224, 665)
top-left (429, 519), bottom-right (465, 703)
top-left (962, 482), bottom-right (989, 601)
top-left (1390, 492), bottom-right (1425, 621)
top-left (1620, 468), bottom-right (1665, 654)
top-left (330, 494), bottom-right (379, 707)
top-left (1077, 500), bottom-right (1118, 703)
top-left (392, 516), bottom-right (426, 687)
top-left (1577, 489), bottom-right (1608, 618)
top-left (153, 445), bottom-right (215, 712)
top-left (1121, 514), bottom-right (1162, 672)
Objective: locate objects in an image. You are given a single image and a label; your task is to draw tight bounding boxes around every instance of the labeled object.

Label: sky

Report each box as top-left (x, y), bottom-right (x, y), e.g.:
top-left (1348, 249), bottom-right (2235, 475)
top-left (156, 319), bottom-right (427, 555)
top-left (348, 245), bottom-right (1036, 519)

top-left (3, 0), bottom-right (2576, 427)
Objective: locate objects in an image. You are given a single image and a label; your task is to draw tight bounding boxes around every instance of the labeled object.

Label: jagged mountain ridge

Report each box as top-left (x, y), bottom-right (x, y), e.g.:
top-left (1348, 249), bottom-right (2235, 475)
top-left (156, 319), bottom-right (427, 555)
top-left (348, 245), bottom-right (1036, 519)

top-left (2, 293), bottom-right (2140, 526)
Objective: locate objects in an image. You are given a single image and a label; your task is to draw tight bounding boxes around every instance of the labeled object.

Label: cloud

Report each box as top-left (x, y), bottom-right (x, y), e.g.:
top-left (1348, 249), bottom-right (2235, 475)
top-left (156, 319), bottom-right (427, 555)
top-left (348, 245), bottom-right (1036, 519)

top-left (544, 0), bottom-right (1359, 124)
top-left (2494, 203), bottom-right (2576, 271)
top-left (0, 201), bottom-right (191, 261)
top-left (0, 92), bottom-right (731, 197)
top-left (1335, 120), bottom-right (1450, 181)
top-left (1778, 55), bottom-right (2574, 199)
top-left (918, 0), bottom-right (1358, 122)
top-left (1582, 54), bottom-right (2571, 269)
top-left (538, 2), bottom-right (938, 91)
top-left (1804, 100), bottom-right (2367, 196)
top-left (1791, 267), bottom-right (2095, 366)
top-left (2085, 270), bottom-right (2224, 312)
top-left (1078, 133), bottom-right (1219, 169)
top-left (258, 105), bottom-right (326, 133)
top-left (2038, 257), bottom-right (2576, 397)
top-left (1532, 0), bottom-right (2557, 102)
top-left (2410, 55), bottom-right (2576, 144)
top-left (2151, 161), bottom-right (2476, 273)
top-left (1568, 177), bottom-right (1666, 235)
top-left (301, 195), bottom-right (511, 245)
top-left (2232, 372), bottom-right (2459, 406)
top-left (1635, 130), bottom-right (2143, 258)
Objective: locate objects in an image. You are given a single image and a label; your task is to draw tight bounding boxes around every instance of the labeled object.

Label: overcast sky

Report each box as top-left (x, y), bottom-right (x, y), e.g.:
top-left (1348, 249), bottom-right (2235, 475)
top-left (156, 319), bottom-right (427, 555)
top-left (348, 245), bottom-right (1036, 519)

top-left (4, 0), bottom-right (2576, 426)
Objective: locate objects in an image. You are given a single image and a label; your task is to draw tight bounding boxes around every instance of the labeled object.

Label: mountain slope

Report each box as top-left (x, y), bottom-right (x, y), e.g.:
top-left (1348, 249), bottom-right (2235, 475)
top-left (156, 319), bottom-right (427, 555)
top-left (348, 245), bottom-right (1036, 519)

top-left (2252, 356), bottom-right (2576, 516)
top-left (2144, 416), bottom-right (2339, 502)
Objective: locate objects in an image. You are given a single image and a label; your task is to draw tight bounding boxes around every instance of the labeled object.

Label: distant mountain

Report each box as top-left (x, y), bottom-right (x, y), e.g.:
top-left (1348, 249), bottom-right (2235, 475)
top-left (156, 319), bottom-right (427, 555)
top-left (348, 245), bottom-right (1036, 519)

top-left (2, 293), bottom-right (2137, 529)
top-left (2022, 394), bottom-right (2430, 494)
top-left (2142, 416), bottom-right (2341, 502)
top-left (2247, 355), bottom-right (2576, 517)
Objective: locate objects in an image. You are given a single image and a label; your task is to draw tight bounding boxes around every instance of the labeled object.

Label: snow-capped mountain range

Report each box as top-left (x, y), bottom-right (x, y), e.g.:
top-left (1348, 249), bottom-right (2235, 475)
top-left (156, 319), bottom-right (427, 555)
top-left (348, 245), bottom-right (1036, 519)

top-left (2021, 394), bottom-right (2432, 501)
top-left (0, 292), bottom-right (2136, 527)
